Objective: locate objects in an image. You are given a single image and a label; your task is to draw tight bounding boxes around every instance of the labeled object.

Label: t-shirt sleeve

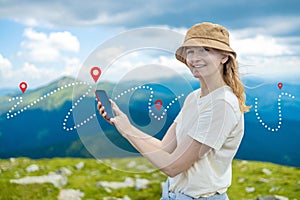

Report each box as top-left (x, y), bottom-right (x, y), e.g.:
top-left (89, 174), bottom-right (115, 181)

top-left (187, 100), bottom-right (238, 150)
top-left (174, 90), bottom-right (195, 124)
top-left (174, 108), bottom-right (182, 124)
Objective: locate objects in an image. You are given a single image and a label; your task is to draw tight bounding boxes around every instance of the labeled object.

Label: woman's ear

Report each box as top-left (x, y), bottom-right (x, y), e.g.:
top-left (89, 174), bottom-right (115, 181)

top-left (221, 55), bottom-right (229, 64)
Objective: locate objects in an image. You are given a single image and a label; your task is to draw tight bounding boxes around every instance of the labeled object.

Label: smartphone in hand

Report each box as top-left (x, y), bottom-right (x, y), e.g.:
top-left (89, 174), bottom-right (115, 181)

top-left (95, 90), bottom-right (115, 119)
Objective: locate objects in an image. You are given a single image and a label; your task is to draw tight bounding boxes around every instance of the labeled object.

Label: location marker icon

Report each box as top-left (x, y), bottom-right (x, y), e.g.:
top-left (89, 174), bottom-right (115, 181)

top-left (19, 82), bottom-right (27, 93)
top-left (154, 99), bottom-right (163, 110)
top-left (90, 66), bottom-right (101, 83)
top-left (278, 82), bottom-right (283, 90)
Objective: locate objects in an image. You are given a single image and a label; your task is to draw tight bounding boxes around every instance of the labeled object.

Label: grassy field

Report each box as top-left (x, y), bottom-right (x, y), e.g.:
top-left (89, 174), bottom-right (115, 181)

top-left (0, 157), bottom-right (299, 200)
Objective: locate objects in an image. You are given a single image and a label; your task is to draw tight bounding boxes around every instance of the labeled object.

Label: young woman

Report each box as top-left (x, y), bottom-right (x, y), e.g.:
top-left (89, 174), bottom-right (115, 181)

top-left (98, 22), bottom-right (250, 200)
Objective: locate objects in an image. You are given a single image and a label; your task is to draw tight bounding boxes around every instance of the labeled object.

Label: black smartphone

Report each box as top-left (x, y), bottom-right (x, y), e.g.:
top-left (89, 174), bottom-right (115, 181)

top-left (95, 90), bottom-right (115, 119)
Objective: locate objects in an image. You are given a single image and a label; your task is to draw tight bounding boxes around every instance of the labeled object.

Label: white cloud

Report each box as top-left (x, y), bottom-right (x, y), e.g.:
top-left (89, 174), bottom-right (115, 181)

top-left (49, 31), bottom-right (80, 52)
top-left (153, 55), bottom-right (189, 74)
top-left (154, 25), bottom-right (187, 35)
top-left (229, 17), bottom-right (300, 38)
top-left (0, 54), bottom-right (12, 70)
top-left (0, 28), bottom-right (82, 88)
top-left (0, 54), bottom-right (13, 78)
top-left (62, 57), bottom-right (81, 77)
top-left (232, 34), bottom-right (292, 57)
top-left (22, 62), bottom-right (42, 79)
top-left (78, 11), bottom-right (142, 26)
top-left (0, 60), bottom-right (81, 89)
top-left (239, 56), bottom-right (300, 78)
top-left (0, 0), bottom-right (167, 27)
top-left (2, 23), bottom-right (300, 89)
top-left (77, 25), bottom-right (299, 84)
top-left (20, 28), bottom-right (80, 62)
top-left (229, 27), bottom-right (300, 79)
top-left (250, 16), bottom-right (300, 35)
top-left (94, 49), bottom-right (190, 83)
top-left (23, 28), bottom-right (47, 41)
top-left (13, 17), bottom-right (53, 28)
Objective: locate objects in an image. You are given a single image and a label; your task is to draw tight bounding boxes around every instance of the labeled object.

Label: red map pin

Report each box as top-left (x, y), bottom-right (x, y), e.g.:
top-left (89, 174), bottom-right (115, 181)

top-left (278, 82), bottom-right (283, 90)
top-left (19, 82), bottom-right (27, 93)
top-left (90, 66), bottom-right (101, 83)
top-left (154, 99), bottom-right (163, 110)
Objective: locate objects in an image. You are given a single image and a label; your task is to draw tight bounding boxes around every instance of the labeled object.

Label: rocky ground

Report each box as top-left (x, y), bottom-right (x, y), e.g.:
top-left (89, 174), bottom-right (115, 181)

top-left (0, 157), bottom-right (299, 200)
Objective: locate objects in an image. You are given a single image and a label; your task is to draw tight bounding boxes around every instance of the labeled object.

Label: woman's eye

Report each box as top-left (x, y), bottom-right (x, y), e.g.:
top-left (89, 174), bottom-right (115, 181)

top-left (187, 50), bottom-right (193, 54)
top-left (204, 48), bottom-right (210, 51)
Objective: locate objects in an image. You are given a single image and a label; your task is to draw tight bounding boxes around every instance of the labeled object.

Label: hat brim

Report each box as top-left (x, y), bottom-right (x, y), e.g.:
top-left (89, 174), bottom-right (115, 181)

top-left (175, 38), bottom-right (236, 65)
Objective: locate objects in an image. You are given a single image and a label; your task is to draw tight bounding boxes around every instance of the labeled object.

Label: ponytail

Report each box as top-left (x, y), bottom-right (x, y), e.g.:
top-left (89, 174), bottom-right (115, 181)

top-left (222, 53), bottom-right (251, 113)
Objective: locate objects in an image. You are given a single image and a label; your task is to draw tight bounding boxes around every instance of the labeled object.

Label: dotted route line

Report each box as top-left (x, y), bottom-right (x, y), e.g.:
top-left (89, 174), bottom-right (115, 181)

top-left (62, 83), bottom-right (93, 132)
top-left (6, 83), bottom-right (184, 132)
top-left (7, 82), bottom-right (91, 120)
top-left (254, 92), bottom-right (295, 132)
top-left (6, 82), bottom-right (93, 132)
top-left (113, 85), bottom-right (184, 121)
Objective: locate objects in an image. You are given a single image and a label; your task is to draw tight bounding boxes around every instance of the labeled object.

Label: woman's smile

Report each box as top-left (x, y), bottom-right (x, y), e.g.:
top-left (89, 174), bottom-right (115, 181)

top-left (193, 65), bottom-right (206, 69)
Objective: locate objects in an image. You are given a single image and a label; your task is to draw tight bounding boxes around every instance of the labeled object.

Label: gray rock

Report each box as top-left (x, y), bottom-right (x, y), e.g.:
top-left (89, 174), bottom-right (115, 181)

top-left (245, 187), bottom-right (255, 193)
top-left (259, 178), bottom-right (270, 183)
top-left (96, 177), bottom-right (135, 189)
top-left (26, 164), bottom-right (39, 172)
top-left (238, 177), bottom-right (245, 183)
top-left (57, 189), bottom-right (84, 200)
top-left (262, 168), bottom-right (272, 175)
top-left (10, 172), bottom-right (67, 188)
top-left (126, 161), bottom-right (136, 168)
top-left (103, 195), bottom-right (131, 200)
top-left (75, 162), bottom-right (84, 170)
top-left (135, 178), bottom-right (150, 190)
top-left (10, 158), bottom-right (16, 163)
top-left (256, 195), bottom-right (289, 200)
top-left (96, 177), bottom-right (150, 190)
top-left (56, 167), bottom-right (72, 176)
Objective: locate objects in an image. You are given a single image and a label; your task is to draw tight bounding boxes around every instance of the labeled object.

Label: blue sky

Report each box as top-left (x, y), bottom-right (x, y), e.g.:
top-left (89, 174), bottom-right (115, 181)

top-left (1, 0), bottom-right (300, 89)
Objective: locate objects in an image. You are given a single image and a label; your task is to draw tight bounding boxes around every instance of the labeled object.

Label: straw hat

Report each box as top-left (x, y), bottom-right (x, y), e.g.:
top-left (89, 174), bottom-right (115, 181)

top-left (175, 22), bottom-right (236, 65)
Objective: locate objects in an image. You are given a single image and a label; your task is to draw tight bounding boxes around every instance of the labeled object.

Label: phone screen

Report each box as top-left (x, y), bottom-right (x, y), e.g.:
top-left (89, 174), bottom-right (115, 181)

top-left (95, 90), bottom-right (115, 119)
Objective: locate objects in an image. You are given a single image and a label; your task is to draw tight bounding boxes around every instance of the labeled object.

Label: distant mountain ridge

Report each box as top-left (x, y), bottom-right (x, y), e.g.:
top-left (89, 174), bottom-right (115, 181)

top-left (0, 88), bottom-right (19, 96)
top-left (0, 75), bottom-right (299, 167)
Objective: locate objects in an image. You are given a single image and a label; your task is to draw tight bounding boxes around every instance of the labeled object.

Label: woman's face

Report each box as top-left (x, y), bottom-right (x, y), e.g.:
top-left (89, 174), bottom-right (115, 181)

top-left (185, 46), bottom-right (225, 79)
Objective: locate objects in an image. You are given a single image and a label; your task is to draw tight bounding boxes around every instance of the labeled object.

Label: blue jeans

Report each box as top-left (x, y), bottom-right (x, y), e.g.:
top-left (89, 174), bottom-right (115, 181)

top-left (160, 178), bottom-right (229, 200)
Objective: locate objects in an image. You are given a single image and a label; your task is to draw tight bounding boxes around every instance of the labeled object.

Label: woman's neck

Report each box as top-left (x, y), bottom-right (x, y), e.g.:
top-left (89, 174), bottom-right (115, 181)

top-left (199, 75), bottom-right (226, 98)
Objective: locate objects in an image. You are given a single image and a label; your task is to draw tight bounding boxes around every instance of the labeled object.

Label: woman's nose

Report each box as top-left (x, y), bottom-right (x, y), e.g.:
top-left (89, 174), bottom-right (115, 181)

top-left (187, 54), bottom-right (202, 64)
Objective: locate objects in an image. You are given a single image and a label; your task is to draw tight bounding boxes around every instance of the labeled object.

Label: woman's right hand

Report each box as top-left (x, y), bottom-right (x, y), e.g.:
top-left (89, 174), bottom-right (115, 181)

top-left (98, 100), bottom-right (133, 137)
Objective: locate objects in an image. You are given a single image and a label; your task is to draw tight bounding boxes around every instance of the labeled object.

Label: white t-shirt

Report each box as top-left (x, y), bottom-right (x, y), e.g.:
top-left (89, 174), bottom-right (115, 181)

top-left (169, 86), bottom-right (244, 198)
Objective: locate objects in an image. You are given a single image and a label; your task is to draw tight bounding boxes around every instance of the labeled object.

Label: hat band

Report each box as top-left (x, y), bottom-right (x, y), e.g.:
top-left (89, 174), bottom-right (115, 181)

top-left (185, 36), bottom-right (230, 46)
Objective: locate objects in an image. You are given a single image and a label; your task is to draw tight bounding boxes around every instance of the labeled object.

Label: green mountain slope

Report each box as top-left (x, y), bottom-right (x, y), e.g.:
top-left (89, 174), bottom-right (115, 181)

top-left (0, 76), bottom-right (118, 158)
top-left (0, 157), bottom-right (299, 200)
top-left (0, 76), bottom-right (116, 113)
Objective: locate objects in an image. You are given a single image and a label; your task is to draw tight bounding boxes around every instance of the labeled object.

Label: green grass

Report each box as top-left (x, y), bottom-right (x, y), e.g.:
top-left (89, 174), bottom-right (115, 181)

top-left (0, 157), bottom-right (299, 200)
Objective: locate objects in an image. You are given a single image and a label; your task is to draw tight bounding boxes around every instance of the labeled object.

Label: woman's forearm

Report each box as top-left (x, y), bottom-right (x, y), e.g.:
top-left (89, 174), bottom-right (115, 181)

top-left (122, 125), bottom-right (174, 174)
